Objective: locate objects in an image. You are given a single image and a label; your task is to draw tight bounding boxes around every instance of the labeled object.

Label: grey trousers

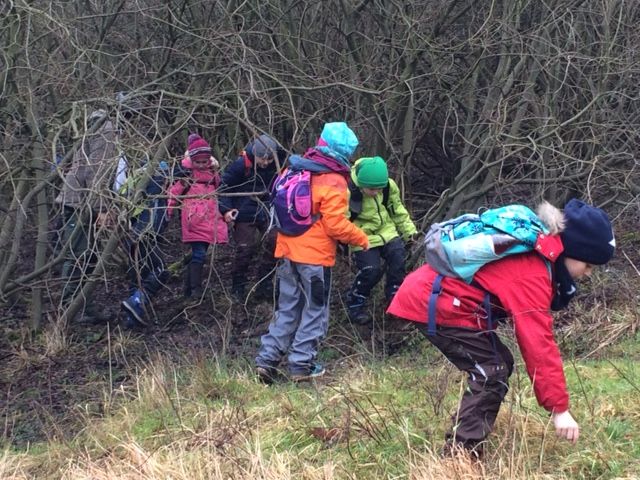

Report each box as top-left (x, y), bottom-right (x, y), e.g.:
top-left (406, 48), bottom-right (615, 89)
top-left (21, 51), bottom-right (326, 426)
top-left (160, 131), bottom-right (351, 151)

top-left (256, 259), bottom-right (331, 375)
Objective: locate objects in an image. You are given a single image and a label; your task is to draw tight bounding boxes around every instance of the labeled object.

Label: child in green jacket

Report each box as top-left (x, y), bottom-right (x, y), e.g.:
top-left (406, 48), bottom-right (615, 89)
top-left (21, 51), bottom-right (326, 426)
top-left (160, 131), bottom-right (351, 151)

top-left (345, 156), bottom-right (417, 323)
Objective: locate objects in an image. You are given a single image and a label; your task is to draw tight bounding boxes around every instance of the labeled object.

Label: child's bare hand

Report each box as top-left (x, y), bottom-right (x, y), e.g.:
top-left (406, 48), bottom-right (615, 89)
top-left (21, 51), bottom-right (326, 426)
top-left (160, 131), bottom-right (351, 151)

top-left (96, 211), bottom-right (115, 229)
top-left (224, 209), bottom-right (239, 223)
top-left (553, 411), bottom-right (580, 444)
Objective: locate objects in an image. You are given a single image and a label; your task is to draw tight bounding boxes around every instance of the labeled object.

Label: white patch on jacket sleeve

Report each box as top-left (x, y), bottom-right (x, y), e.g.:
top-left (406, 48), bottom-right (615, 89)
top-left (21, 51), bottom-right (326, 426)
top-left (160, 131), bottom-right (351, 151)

top-left (453, 297), bottom-right (461, 307)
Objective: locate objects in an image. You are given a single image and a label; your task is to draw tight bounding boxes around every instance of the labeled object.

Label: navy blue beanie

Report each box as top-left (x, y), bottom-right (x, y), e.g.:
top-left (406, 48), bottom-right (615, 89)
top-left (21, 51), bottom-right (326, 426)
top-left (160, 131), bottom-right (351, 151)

top-left (560, 199), bottom-right (615, 265)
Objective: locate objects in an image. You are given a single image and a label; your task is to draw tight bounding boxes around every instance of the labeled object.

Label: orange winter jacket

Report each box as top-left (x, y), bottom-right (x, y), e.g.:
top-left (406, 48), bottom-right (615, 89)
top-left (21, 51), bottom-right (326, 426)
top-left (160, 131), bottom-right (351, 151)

top-left (274, 171), bottom-right (368, 266)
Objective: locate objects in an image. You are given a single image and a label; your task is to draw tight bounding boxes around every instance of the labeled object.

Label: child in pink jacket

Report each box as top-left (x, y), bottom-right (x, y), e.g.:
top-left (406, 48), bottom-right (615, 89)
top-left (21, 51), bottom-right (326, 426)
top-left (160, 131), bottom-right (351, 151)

top-left (168, 134), bottom-right (228, 297)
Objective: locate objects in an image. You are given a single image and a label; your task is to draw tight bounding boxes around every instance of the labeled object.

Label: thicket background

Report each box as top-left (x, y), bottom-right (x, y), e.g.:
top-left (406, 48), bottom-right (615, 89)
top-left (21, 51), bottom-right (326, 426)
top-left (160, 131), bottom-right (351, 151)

top-left (2, 2), bottom-right (640, 478)
top-left (2, 0), bottom-right (639, 327)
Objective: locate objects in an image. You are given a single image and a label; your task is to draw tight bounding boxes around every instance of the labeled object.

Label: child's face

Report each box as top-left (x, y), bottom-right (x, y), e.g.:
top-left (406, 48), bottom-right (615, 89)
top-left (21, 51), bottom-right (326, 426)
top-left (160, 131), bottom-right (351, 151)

top-left (564, 257), bottom-right (594, 280)
top-left (255, 155), bottom-right (274, 168)
top-left (362, 187), bottom-right (382, 197)
top-left (192, 157), bottom-right (210, 170)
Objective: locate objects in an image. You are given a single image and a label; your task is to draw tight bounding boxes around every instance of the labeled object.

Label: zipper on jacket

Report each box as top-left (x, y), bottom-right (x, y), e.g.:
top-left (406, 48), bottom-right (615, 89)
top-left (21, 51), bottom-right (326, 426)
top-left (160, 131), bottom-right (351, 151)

top-left (374, 195), bottom-right (387, 245)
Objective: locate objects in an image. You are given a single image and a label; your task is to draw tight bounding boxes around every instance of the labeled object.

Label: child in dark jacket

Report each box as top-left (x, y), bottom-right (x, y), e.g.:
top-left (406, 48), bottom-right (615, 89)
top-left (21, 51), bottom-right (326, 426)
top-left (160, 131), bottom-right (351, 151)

top-left (345, 156), bottom-right (417, 323)
top-left (167, 134), bottom-right (228, 298)
top-left (120, 161), bottom-right (171, 328)
top-left (218, 134), bottom-right (286, 301)
top-left (387, 199), bottom-right (615, 457)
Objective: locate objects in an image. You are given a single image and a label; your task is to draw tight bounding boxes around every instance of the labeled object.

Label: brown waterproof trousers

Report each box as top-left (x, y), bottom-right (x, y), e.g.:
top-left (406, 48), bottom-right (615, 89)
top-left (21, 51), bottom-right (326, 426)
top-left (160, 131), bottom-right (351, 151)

top-left (419, 325), bottom-right (514, 449)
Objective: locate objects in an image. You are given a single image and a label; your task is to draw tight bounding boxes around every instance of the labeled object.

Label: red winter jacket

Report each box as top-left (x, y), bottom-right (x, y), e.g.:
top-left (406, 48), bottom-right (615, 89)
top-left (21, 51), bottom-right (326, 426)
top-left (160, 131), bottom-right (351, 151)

top-left (168, 164), bottom-right (228, 245)
top-left (387, 251), bottom-right (570, 413)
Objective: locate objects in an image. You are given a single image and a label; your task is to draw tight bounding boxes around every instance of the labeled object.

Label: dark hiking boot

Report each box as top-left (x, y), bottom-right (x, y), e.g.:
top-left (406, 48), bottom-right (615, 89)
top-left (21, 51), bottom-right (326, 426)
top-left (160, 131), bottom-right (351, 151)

top-left (122, 312), bottom-right (145, 330)
top-left (256, 365), bottom-right (280, 385)
top-left (441, 441), bottom-right (484, 462)
top-left (348, 305), bottom-right (370, 324)
top-left (121, 289), bottom-right (148, 326)
top-left (345, 290), bottom-right (370, 324)
top-left (290, 363), bottom-right (326, 382)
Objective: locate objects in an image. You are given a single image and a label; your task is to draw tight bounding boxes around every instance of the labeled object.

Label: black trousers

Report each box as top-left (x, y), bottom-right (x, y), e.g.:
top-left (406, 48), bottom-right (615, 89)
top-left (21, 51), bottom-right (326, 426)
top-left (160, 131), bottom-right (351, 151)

top-left (125, 234), bottom-right (167, 297)
top-left (418, 324), bottom-right (514, 448)
top-left (351, 237), bottom-right (406, 300)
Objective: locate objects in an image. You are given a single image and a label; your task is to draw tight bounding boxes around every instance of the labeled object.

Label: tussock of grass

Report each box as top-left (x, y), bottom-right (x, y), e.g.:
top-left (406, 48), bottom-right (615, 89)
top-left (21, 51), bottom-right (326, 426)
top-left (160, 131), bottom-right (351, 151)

top-left (2, 346), bottom-right (640, 479)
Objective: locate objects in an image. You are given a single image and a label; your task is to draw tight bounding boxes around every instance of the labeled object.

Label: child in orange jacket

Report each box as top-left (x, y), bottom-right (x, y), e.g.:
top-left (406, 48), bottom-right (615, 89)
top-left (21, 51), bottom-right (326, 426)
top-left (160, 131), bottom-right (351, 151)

top-left (255, 122), bottom-right (369, 382)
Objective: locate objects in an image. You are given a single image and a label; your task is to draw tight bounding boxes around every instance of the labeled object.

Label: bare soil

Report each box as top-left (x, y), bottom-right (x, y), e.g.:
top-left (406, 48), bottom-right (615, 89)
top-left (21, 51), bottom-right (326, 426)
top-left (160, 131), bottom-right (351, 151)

top-left (0, 235), bottom-right (405, 448)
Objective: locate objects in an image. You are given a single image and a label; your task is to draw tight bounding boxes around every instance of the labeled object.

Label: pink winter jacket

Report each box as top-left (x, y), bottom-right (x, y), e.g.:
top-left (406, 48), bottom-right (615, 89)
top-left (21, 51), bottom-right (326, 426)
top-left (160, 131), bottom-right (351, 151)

top-left (167, 158), bottom-right (228, 245)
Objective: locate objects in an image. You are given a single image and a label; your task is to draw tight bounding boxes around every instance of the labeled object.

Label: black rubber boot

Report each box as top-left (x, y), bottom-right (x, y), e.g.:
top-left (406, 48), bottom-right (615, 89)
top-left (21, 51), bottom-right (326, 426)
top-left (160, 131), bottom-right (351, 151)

top-left (189, 263), bottom-right (204, 298)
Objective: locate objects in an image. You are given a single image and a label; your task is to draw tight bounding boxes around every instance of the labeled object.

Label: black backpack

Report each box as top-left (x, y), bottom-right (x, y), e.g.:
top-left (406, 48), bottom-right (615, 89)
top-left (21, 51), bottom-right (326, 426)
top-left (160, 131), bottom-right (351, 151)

top-left (348, 180), bottom-right (391, 221)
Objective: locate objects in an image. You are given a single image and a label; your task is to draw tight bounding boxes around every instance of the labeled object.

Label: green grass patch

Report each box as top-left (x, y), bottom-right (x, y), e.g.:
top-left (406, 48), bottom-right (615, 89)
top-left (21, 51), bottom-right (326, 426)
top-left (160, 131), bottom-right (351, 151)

top-left (3, 341), bottom-right (640, 479)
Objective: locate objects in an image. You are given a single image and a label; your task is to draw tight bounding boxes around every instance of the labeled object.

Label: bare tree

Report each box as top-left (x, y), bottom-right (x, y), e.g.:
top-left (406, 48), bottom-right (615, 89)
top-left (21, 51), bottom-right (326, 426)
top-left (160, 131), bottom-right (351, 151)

top-left (1, 0), bottom-right (638, 329)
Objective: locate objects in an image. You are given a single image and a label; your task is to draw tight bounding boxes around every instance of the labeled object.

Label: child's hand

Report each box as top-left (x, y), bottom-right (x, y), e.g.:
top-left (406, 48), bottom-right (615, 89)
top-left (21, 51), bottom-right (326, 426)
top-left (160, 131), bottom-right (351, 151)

top-left (224, 209), bottom-right (239, 223)
top-left (210, 156), bottom-right (219, 169)
top-left (552, 411), bottom-right (580, 444)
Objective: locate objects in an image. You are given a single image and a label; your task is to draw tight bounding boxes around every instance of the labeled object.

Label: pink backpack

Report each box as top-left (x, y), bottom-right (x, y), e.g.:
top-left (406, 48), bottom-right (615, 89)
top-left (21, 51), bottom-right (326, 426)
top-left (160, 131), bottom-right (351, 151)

top-left (270, 168), bottom-right (320, 236)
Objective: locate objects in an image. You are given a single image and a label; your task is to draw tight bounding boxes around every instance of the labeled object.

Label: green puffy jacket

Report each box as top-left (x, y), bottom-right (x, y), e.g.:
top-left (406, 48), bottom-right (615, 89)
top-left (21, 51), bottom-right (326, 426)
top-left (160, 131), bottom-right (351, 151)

top-left (348, 172), bottom-right (417, 251)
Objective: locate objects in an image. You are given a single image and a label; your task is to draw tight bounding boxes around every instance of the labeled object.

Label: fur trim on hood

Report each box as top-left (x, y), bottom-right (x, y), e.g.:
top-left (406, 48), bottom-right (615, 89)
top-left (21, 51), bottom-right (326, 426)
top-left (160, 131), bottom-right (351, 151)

top-left (536, 201), bottom-right (564, 234)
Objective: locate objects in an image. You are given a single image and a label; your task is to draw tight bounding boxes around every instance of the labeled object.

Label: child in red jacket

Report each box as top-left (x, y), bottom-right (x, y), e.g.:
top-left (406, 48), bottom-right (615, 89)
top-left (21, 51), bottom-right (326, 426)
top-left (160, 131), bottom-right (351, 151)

top-left (168, 134), bottom-right (228, 298)
top-left (387, 199), bottom-right (615, 457)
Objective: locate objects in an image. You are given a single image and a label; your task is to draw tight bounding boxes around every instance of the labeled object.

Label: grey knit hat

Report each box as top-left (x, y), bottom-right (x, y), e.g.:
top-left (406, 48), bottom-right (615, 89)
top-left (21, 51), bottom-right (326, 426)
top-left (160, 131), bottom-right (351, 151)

top-left (252, 134), bottom-right (278, 159)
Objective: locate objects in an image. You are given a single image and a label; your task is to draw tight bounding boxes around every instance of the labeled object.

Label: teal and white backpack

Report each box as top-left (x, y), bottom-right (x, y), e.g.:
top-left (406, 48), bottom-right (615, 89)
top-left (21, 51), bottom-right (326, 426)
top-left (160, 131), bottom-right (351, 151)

top-left (423, 204), bottom-right (561, 335)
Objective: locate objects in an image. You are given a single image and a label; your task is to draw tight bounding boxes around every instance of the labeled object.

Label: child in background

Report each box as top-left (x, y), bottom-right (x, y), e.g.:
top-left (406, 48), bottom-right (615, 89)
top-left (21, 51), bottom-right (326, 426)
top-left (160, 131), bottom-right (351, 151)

top-left (167, 134), bottom-right (228, 298)
top-left (344, 156), bottom-right (417, 323)
top-left (255, 122), bottom-right (369, 383)
top-left (218, 134), bottom-right (285, 301)
top-left (120, 161), bottom-right (171, 328)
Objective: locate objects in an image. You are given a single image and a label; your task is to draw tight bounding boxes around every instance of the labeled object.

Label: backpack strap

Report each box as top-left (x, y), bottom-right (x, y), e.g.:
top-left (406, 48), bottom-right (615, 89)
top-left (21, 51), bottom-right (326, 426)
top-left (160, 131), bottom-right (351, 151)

top-left (242, 151), bottom-right (253, 177)
top-left (348, 181), bottom-right (391, 221)
top-left (427, 275), bottom-right (498, 339)
top-left (348, 180), bottom-right (363, 220)
top-left (382, 183), bottom-right (390, 208)
top-left (427, 274), bottom-right (444, 336)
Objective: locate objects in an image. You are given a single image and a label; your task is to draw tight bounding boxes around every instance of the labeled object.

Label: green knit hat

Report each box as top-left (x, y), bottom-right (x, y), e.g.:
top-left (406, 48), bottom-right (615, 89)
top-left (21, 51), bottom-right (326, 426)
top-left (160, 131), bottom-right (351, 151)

top-left (355, 156), bottom-right (389, 188)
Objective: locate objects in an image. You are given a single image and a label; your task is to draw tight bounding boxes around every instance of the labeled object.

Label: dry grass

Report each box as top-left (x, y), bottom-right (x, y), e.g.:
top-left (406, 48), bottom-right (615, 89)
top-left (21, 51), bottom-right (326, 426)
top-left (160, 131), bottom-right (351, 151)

top-left (2, 314), bottom-right (640, 479)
